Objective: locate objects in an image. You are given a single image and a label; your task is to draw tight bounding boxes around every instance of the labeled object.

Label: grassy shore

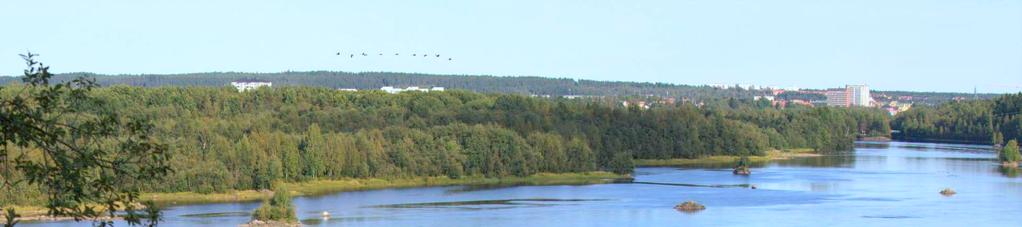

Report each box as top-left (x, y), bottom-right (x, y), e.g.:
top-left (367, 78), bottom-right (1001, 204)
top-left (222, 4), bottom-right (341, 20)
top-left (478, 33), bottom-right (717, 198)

top-left (634, 148), bottom-right (819, 166)
top-left (9, 171), bottom-right (628, 221)
top-left (145, 171), bottom-right (628, 206)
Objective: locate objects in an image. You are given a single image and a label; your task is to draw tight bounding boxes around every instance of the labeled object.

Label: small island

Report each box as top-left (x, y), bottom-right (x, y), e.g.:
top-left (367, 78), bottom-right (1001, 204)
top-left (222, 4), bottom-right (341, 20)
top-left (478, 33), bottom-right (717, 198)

top-left (675, 201), bottom-right (706, 212)
top-left (245, 184), bottom-right (300, 227)
top-left (940, 188), bottom-right (956, 196)
top-left (733, 156), bottom-right (751, 175)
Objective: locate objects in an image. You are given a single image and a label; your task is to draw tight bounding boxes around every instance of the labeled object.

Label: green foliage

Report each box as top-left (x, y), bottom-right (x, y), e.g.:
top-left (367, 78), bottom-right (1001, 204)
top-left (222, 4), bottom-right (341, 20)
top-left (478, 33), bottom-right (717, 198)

top-left (0, 53), bottom-right (170, 226)
top-left (736, 155), bottom-right (751, 168)
top-left (1001, 140), bottom-right (1020, 164)
top-left (101, 87), bottom-right (879, 191)
top-left (608, 152), bottom-right (634, 174)
top-left (0, 72), bottom-right (996, 106)
top-left (252, 184), bottom-right (296, 222)
top-left (3, 208), bottom-right (17, 227)
top-left (893, 93), bottom-right (1022, 144)
top-left (3, 72), bottom-right (888, 201)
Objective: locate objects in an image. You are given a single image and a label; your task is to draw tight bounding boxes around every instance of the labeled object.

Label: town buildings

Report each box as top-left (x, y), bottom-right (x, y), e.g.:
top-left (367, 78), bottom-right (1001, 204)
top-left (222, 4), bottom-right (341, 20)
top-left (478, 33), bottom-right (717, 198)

top-left (231, 79), bottom-right (272, 91)
top-left (825, 85), bottom-right (872, 107)
top-left (381, 86), bottom-right (445, 94)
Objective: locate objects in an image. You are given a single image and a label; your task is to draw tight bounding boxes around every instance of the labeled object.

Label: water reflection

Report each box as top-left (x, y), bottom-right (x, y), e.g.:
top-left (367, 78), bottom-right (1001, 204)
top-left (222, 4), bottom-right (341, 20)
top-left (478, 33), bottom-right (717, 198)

top-left (445, 178), bottom-right (632, 194)
top-left (371, 198), bottom-right (606, 209)
top-left (771, 154), bottom-right (856, 168)
top-left (19, 141), bottom-right (1022, 227)
top-left (999, 166), bottom-right (1020, 178)
top-left (854, 142), bottom-right (890, 149)
top-left (179, 212), bottom-right (249, 218)
top-left (669, 154), bottom-right (857, 169)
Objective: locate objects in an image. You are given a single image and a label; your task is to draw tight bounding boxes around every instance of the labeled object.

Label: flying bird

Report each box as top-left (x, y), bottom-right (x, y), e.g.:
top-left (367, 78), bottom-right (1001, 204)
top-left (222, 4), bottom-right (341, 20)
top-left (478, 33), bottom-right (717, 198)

top-left (336, 52), bottom-right (341, 55)
top-left (350, 54), bottom-right (354, 58)
top-left (448, 58), bottom-right (452, 61)
top-left (435, 54), bottom-right (440, 57)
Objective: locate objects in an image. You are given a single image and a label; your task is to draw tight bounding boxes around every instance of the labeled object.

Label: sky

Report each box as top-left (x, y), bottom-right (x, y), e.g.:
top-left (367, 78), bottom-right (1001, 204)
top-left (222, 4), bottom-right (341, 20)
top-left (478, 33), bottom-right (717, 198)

top-left (1, 0), bottom-right (1020, 93)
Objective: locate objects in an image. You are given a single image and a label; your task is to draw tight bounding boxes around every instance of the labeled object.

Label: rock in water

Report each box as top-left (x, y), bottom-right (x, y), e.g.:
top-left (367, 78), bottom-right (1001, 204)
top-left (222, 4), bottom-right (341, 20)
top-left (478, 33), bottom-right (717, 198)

top-left (675, 201), bottom-right (706, 212)
top-left (940, 188), bottom-right (956, 196)
top-left (733, 166), bottom-right (751, 175)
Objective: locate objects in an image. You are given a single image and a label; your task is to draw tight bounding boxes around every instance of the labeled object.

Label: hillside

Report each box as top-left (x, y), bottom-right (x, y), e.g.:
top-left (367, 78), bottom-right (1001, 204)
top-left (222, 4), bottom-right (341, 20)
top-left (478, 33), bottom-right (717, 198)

top-left (0, 71), bottom-right (1000, 104)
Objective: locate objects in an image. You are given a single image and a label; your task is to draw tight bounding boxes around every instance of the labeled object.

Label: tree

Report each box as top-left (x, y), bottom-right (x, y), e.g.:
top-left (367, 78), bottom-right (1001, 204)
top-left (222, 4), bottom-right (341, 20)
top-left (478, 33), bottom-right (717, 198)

top-left (252, 183), bottom-right (297, 223)
top-left (993, 131), bottom-right (1004, 147)
top-left (0, 53), bottom-right (170, 226)
top-left (1001, 140), bottom-right (1020, 166)
top-left (300, 124), bottom-right (326, 179)
top-left (607, 152), bottom-right (634, 174)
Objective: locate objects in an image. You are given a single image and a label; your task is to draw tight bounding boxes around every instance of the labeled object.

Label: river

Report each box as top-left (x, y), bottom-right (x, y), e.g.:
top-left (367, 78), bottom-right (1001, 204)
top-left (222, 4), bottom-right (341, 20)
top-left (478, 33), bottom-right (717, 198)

top-left (24, 141), bottom-right (1022, 226)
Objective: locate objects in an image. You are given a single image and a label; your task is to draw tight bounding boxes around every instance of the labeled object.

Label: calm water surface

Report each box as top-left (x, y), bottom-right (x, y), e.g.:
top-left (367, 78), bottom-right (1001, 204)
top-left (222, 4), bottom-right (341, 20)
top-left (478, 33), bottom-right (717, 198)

top-left (26, 142), bottom-right (1022, 226)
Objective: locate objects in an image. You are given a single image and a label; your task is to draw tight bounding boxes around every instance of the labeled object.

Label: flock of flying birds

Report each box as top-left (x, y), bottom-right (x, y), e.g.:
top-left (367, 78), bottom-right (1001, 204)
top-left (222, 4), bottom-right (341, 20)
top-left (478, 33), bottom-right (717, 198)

top-left (337, 51), bottom-right (453, 61)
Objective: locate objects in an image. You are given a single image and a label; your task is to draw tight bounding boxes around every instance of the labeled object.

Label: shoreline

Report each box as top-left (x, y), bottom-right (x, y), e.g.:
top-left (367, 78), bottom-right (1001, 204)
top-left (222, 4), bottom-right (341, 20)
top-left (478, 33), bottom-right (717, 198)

top-left (10, 171), bottom-right (630, 222)
top-left (634, 149), bottom-right (820, 167)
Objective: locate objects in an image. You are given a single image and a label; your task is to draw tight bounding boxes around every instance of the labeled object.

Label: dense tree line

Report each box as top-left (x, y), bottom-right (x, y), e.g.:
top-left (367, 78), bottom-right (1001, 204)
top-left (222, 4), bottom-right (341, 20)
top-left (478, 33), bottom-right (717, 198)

top-left (875, 90), bottom-right (1001, 106)
top-left (775, 91), bottom-right (827, 102)
top-left (2, 84), bottom-right (888, 196)
top-left (0, 72), bottom-right (768, 101)
top-left (0, 72), bottom-right (995, 105)
top-left (892, 93), bottom-right (1022, 144)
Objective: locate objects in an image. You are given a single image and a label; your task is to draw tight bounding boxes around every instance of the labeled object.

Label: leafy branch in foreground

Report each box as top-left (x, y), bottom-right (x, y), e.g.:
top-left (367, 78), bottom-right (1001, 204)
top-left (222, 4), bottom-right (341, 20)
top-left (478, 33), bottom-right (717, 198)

top-left (0, 53), bottom-right (171, 226)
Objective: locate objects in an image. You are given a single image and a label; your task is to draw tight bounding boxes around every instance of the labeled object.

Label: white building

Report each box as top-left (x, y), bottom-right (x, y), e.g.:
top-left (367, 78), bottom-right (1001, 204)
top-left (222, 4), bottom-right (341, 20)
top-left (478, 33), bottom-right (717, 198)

top-left (754, 95), bottom-right (775, 101)
top-left (847, 85), bottom-right (871, 107)
top-left (381, 86), bottom-right (445, 94)
top-left (825, 85), bottom-right (871, 107)
top-left (231, 80), bottom-right (272, 92)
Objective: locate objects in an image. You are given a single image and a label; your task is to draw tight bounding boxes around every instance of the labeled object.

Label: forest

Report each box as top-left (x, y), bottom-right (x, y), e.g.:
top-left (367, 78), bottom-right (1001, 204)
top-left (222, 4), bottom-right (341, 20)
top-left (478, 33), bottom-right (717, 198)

top-left (891, 93), bottom-right (1022, 144)
top-left (1, 84), bottom-right (889, 202)
top-left (0, 71), bottom-right (996, 104)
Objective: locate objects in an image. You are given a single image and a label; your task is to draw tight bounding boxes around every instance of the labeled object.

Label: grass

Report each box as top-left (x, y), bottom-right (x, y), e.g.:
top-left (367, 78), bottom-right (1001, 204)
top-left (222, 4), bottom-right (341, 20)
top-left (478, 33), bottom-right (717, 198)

top-left (634, 148), bottom-right (818, 166)
top-left (145, 171), bottom-right (628, 206)
top-left (4, 205), bottom-right (48, 218)
top-left (8, 171), bottom-right (627, 220)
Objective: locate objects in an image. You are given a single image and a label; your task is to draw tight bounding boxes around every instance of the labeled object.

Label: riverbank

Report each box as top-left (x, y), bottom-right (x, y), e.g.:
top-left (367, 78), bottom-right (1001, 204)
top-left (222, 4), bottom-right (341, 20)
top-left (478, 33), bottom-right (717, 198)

top-left (146, 171), bottom-right (629, 206)
top-left (634, 149), bottom-right (819, 166)
top-left (10, 172), bottom-right (628, 222)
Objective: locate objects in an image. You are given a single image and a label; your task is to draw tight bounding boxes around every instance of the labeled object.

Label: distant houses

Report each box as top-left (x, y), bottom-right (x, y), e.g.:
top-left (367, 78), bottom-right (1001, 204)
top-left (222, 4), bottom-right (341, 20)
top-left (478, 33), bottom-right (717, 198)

top-left (229, 82), bottom-right (448, 94)
top-left (380, 86), bottom-right (445, 94)
top-left (231, 79), bottom-right (272, 91)
top-left (753, 95), bottom-right (775, 101)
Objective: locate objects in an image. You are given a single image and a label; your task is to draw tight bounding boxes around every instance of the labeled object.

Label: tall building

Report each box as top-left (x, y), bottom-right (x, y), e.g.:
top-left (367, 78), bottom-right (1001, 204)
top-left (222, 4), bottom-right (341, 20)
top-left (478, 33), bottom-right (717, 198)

top-left (825, 85), bottom-right (871, 107)
top-left (825, 89), bottom-right (849, 107)
top-left (847, 85), bottom-right (870, 106)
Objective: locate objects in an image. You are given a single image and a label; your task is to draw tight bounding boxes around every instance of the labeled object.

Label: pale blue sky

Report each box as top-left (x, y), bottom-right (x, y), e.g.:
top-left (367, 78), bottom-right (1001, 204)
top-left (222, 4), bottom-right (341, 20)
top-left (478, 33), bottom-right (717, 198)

top-left (1, 0), bottom-right (1020, 93)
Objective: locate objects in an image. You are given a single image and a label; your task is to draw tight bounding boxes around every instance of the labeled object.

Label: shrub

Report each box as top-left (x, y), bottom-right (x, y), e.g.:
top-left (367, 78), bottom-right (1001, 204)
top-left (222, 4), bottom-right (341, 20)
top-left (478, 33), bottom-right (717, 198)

top-left (1001, 140), bottom-right (1020, 164)
top-left (252, 184), bottom-right (297, 222)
